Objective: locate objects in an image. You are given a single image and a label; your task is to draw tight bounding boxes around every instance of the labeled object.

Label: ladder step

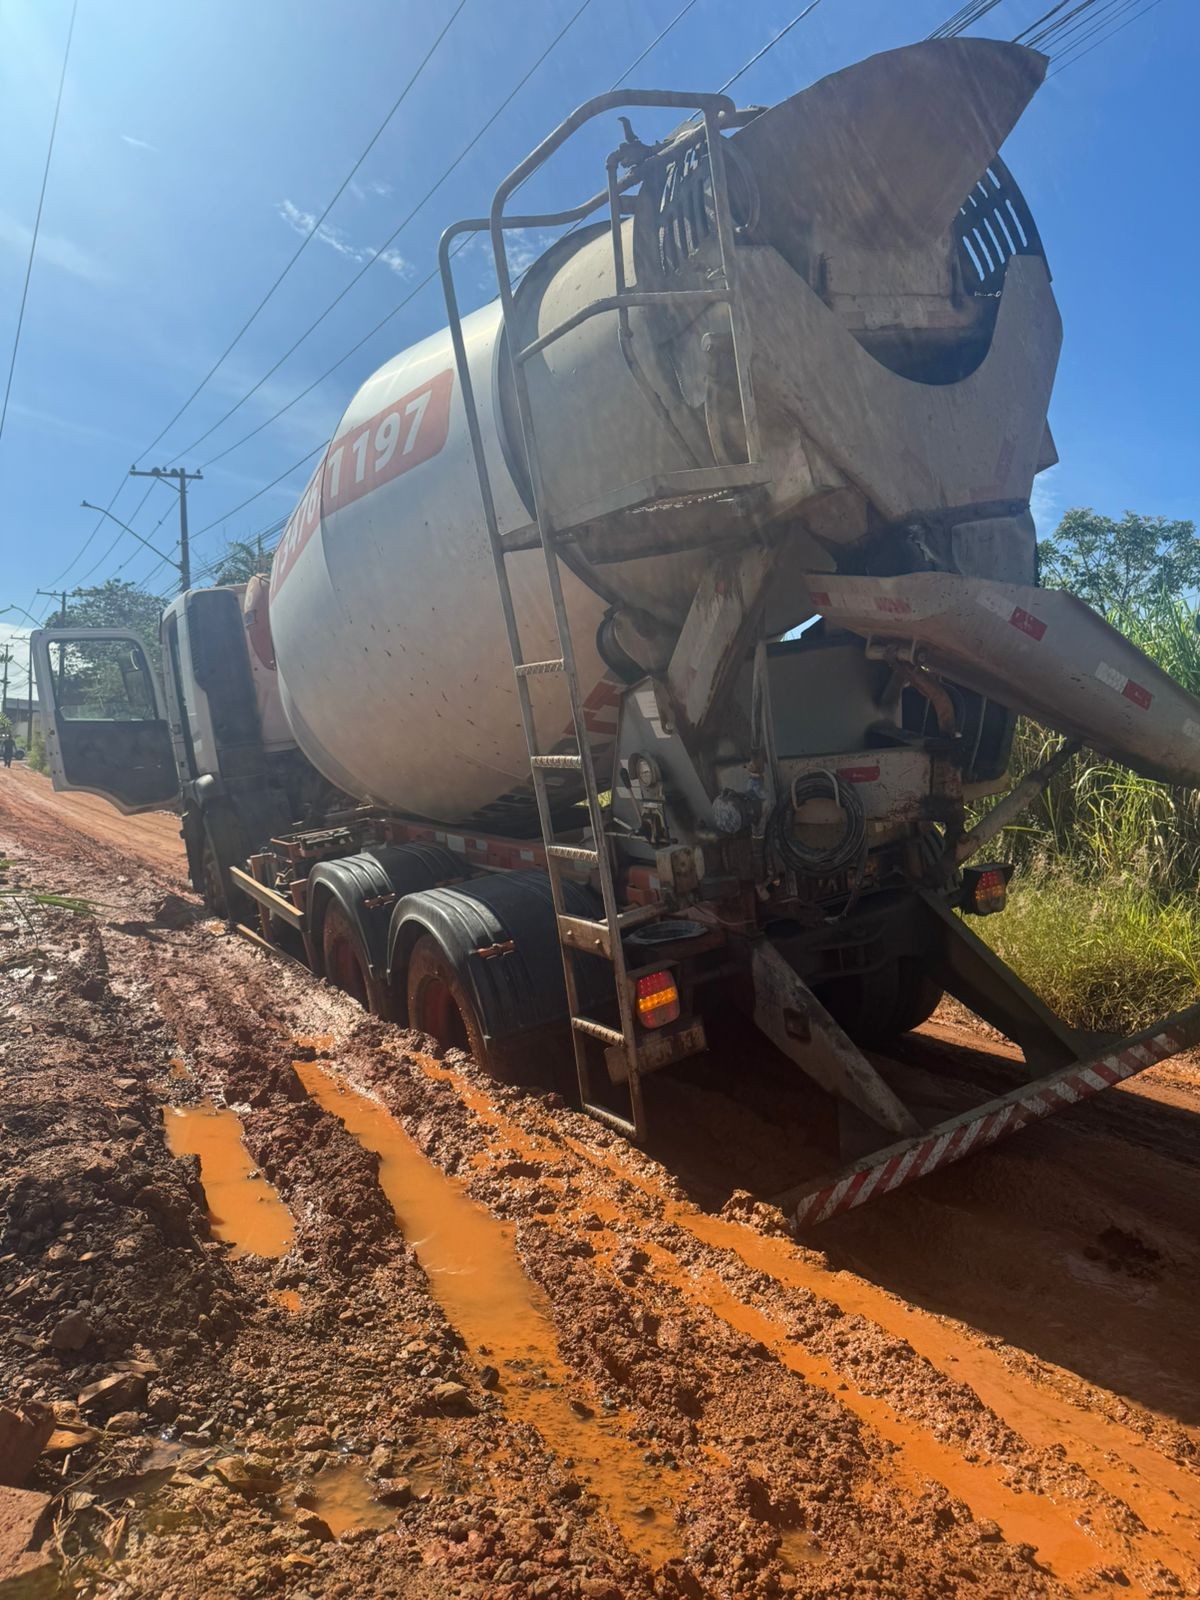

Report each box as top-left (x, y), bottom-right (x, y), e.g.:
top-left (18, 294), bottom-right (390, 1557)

top-left (515, 658), bottom-right (565, 677)
top-left (531, 754), bottom-right (582, 770)
top-left (558, 904), bottom-right (663, 956)
top-left (547, 844), bottom-right (600, 866)
top-left (572, 1016), bottom-right (626, 1047)
top-left (579, 1100), bottom-right (640, 1138)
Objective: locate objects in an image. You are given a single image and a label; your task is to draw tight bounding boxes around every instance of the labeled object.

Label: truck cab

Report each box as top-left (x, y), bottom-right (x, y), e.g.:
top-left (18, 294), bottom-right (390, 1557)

top-left (32, 579), bottom-right (329, 912)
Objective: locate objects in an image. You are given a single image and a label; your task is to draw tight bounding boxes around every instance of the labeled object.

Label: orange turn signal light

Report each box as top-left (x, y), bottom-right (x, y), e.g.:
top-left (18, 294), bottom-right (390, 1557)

top-left (635, 969), bottom-right (680, 1030)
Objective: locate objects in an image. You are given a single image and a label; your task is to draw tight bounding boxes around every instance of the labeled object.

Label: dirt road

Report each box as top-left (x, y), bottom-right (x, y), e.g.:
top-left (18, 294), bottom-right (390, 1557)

top-left (2, 766), bottom-right (1198, 1599)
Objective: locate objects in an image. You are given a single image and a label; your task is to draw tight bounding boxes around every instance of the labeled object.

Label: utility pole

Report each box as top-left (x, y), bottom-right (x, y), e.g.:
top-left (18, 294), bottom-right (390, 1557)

top-left (35, 588), bottom-right (75, 691)
top-left (1, 606), bottom-right (45, 746)
top-left (0, 647), bottom-right (10, 719)
top-left (128, 465), bottom-right (202, 591)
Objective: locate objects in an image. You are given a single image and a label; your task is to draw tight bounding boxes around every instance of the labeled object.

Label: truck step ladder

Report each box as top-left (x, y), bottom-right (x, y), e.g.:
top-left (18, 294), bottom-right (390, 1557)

top-left (440, 90), bottom-right (767, 1139)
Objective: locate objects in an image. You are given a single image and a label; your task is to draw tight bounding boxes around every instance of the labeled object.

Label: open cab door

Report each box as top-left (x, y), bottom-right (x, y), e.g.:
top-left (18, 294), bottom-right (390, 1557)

top-left (31, 629), bottom-right (180, 815)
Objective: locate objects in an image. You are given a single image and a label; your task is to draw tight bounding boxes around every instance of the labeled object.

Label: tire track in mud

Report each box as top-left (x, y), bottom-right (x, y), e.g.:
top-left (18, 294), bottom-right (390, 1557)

top-left (131, 927), bottom-right (1077, 1597)
top-left (391, 1050), bottom-right (1200, 1597)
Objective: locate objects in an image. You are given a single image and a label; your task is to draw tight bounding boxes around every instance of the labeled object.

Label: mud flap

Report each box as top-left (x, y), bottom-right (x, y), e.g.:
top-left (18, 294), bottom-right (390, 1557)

top-left (749, 940), bottom-right (921, 1139)
top-left (773, 1001), bottom-right (1200, 1229)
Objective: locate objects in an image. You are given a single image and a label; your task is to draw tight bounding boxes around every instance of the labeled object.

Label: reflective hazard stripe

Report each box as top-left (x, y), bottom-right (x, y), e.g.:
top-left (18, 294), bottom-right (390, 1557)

top-left (786, 1007), bottom-right (1200, 1230)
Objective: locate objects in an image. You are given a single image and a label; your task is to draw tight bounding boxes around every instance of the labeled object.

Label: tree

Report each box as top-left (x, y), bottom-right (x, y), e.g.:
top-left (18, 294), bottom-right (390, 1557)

top-left (211, 538), bottom-right (272, 586)
top-left (47, 580), bottom-right (165, 671)
top-left (1039, 508), bottom-right (1200, 614)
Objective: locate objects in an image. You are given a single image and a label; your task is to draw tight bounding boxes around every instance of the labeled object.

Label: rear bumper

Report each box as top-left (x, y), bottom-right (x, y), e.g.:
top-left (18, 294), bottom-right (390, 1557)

top-left (773, 1001), bottom-right (1200, 1229)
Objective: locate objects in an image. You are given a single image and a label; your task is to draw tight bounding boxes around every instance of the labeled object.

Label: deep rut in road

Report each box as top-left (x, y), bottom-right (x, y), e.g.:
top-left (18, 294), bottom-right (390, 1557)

top-left (2, 766), bottom-right (1198, 1599)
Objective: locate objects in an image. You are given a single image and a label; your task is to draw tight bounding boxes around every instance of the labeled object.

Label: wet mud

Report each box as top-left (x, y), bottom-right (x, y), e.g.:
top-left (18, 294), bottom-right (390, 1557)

top-left (3, 764), bottom-right (1198, 1599)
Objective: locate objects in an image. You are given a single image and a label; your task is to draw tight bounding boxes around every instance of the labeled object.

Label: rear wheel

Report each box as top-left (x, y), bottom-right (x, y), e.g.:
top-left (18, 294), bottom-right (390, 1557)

top-left (823, 959), bottom-right (942, 1047)
top-left (200, 834), bottom-right (227, 918)
top-left (887, 958), bottom-right (943, 1037)
top-left (322, 902), bottom-right (391, 1017)
top-left (404, 933), bottom-right (527, 1080)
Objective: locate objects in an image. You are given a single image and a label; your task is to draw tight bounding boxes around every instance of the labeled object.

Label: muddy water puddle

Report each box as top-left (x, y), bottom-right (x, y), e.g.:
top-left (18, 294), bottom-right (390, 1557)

top-left (293, 1060), bottom-right (683, 1567)
top-left (163, 1103), bottom-right (294, 1259)
top-left (299, 1463), bottom-right (395, 1537)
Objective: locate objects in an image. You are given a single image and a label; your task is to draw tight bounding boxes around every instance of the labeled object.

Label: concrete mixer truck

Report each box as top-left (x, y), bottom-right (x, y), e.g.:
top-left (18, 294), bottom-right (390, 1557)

top-left (34, 37), bottom-right (1200, 1227)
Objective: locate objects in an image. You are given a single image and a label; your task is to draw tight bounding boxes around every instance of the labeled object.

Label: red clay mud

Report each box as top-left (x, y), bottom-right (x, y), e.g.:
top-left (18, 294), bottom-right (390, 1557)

top-left (2, 764), bottom-right (1198, 1599)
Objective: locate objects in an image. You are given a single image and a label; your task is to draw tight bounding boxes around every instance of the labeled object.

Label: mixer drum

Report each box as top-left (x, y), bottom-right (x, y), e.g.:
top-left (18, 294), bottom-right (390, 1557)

top-left (267, 39), bottom-right (1058, 831)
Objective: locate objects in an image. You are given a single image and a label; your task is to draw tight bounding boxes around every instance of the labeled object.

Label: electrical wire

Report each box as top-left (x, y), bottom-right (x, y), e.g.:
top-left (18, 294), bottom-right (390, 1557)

top-left (927, 0), bottom-right (1008, 40)
top-left (718, 0), bottom-right (825, 95)
top-left (1024, 0), bottom-right (1126, 50)
top-left (1013, 1), bottom-right (1075, 41)
top-left (188, 0), bottom-right (702, 530)
top-left (1049, 0), bottom-right (1165, 71)
top-left (0, 0), bottom-right (79, 453)
top-left (134, 0), bottom-right (469, 463)
top-left (192, 443), bottom-right (326, 542)
top-left (42, 0), bottom-right (590, 589)
top-left (198, 0), bottom-right (801, 480)
top-left (168, 0), bottom-right (597, 464)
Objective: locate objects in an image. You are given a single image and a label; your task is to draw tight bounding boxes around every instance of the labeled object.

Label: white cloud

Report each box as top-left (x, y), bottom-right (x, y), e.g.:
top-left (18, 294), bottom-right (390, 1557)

top-left (276, 198), bottom-right (411, 278)
top-left (10, 401), bottom-right (129, 447)
top-left (505, 227), bottom-right (557, 279)
top-left (0, 212), bottom-right (109, 285)
top-left (120, 133), bottom-right (156, 151)
top-left (349, 177), bottom-right (392, 201)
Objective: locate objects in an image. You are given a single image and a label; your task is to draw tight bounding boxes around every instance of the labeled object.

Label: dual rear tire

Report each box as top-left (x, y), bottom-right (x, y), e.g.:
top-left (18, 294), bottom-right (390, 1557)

top-left (319, 915), bottom-right (529, 1080)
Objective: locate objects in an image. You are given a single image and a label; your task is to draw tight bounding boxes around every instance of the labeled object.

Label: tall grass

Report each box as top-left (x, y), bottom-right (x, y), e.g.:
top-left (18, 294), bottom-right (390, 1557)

top-left (999, 591), bottom-right (1200, 895)
top-left (980, 589), bottom-right (1200, 1032)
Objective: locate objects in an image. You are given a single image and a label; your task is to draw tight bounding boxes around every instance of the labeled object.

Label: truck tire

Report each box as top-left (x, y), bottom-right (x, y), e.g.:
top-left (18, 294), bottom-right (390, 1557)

top-left (200, 833), bottom-right (227, 918)
top-left (200, 826), bottom-right (249, 924)
top-left (404, 933), bottom-right (525, 1080)
top-left (831, 959), bottom-right (942, 1046)
top-left (887, 958), bottom-right (943, 1037)
top-left (322, 902), bottom-right (391, 1018)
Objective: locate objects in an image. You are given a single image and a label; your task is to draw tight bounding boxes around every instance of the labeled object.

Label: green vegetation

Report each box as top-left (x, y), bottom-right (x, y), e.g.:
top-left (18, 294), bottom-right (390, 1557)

top-left (26, 728), bottom-right (47, 774)
top-left (0, 857), bottom-right (93, 969)
top-left (211, 537), bottom-right (272, 585)
top-left (979, 509), bottom-right (1200, 1032)
top-left (984, 871), bottom-right (1200, 1034)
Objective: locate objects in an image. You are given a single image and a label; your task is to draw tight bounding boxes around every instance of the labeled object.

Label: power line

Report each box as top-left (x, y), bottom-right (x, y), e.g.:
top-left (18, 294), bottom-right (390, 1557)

top-left (167, 0), bottom-right (597, 465)
top-left (192, 0), bottom-right (777, 484)
top-left (135, 0), bottom-right (470, 463)
top-left (610, 0), bottom-right (701, 86)
top-left (1013, 2), bottom-right (1075, 42)
top-left (192, 444), bottom-right (326, 542)
top-left (927, 1), bottom-right (1008, 39)
top-left (0, 0), bottom-right (78, 453)
top-left (1049, 0), bottom-right (1166, 71)
top-left (719, 0), bottom-right (826, 94)
top-left (1024, 0), bottom-right (1125, 50)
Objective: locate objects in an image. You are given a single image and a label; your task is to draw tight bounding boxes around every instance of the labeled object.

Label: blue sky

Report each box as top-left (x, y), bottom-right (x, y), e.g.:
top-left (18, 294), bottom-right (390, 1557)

top-left (1, 0), bottom-right (1195, 694)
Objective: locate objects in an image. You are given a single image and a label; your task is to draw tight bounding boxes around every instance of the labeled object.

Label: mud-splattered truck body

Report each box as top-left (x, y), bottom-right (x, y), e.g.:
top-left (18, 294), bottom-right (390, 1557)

top-left (35, 40), bottom-right (1200, 1225)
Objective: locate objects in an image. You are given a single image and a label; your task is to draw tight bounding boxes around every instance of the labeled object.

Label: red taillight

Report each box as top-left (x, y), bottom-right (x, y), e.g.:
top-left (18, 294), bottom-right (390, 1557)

top-left (963, 862), bottom-right (1012, 915)
top-left (635, 970), bottom-right (680, 1029)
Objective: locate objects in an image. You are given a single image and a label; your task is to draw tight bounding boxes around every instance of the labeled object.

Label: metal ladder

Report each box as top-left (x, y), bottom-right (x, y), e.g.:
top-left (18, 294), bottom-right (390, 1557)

top-left (440, 90), bottom-right (763, 1139)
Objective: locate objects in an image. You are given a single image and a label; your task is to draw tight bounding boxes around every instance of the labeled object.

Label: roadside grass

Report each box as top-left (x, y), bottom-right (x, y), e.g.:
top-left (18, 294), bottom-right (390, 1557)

top-left (981, 864), bottom-right (1200, 1035)
top-left (972, 588), bottom-right (1200, 1034)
